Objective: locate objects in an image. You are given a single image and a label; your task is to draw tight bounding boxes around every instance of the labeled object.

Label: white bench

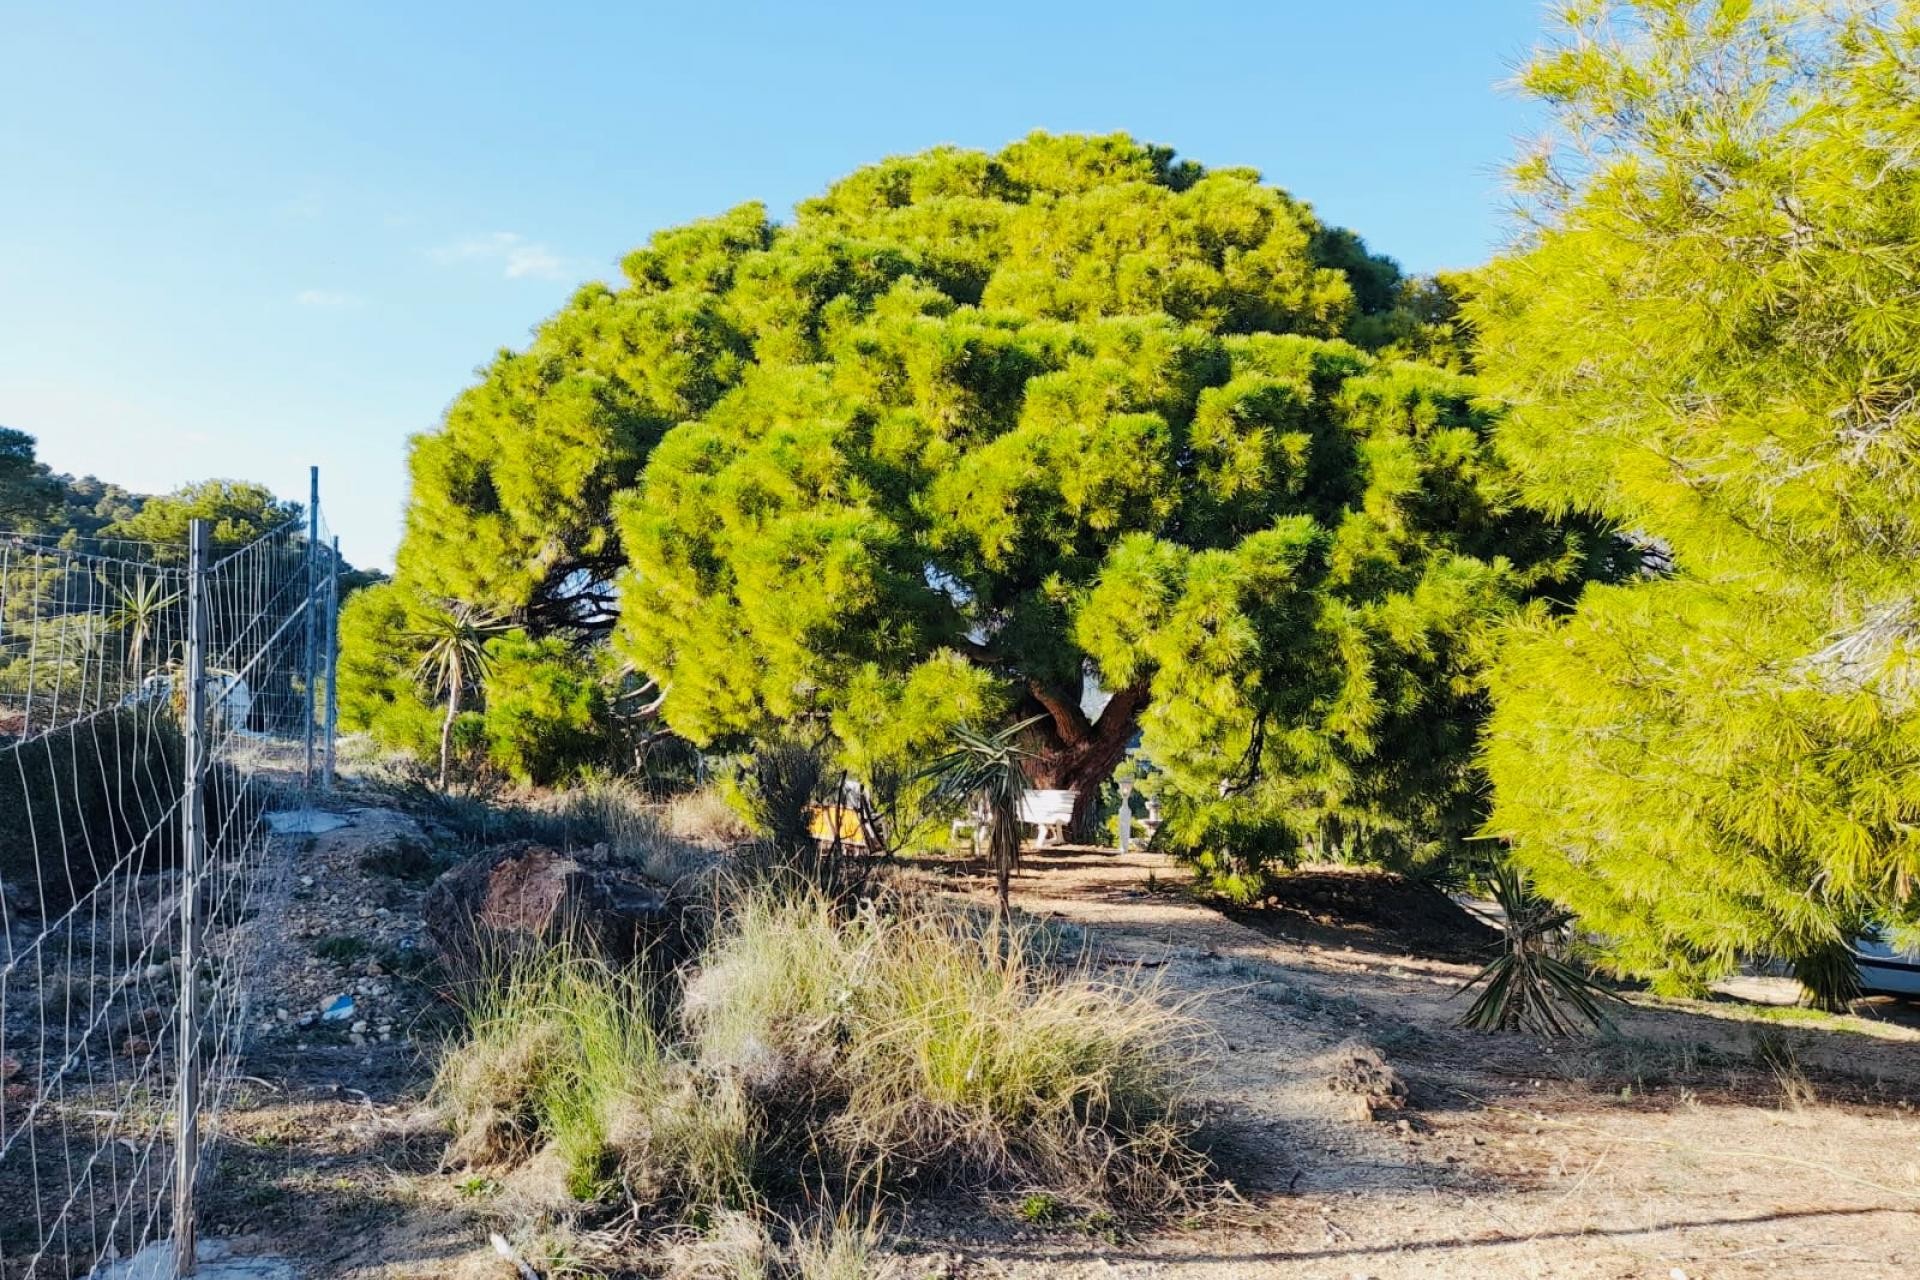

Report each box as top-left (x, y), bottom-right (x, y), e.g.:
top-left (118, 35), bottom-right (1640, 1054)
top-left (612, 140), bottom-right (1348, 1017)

top-left (950, 788), bottom-right (1081, 852)
top-left (1018, 789), bottom-right (1078, 848)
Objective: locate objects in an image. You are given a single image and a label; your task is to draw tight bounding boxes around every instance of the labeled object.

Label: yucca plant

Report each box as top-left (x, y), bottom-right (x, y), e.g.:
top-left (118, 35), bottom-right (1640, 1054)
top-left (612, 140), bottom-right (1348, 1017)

top-left (408, 600), bottom-right (507, 790)
top-left (103, 570), bottom-right (182, 676)
top-left (1456, 859), bottom-right (1618, 1037)
top-left (919, 716), bottom-right (1043, 915)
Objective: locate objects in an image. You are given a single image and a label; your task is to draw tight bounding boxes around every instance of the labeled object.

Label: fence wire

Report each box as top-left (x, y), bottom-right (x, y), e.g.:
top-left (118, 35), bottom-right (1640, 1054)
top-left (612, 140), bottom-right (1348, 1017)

top-left (0, 509), bottom-right (333, 1278)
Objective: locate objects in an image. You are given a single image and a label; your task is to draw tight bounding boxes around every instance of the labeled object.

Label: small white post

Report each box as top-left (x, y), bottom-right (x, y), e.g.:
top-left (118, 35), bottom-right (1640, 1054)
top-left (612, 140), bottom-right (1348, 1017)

top-left (1117, 778), bottom-right (1134, 855)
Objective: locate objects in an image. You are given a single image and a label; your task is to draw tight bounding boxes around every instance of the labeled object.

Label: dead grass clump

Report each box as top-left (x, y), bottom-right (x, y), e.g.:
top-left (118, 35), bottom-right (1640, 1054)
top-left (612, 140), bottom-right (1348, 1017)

top-left (842, 906), bottom-right (1201, 1203)
top-left (663, 1210), bottom-right (889, 1280)
top-left (667, 784), bottom-right (755, 847)
top-left (433, 881), bottom-right (1204, 1278)
top-left (562, 776), bottom-right (719, 886)
top-left (789, 1213), bottom-right (887, 1280)
top-left (1753, 1029), bottom-right (1820, 1110)
top-left (684, 890), bottom-right (873, 1094)
top-left (604, 1068), bottom-right (759, 1210)
top-left (685, 886), bottom-right (1205, 1207)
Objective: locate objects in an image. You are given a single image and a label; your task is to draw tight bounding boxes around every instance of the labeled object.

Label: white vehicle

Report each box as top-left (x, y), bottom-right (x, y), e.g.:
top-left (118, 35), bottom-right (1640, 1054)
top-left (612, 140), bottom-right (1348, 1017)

top-left (1853, 930), bottom-right (1920, 998)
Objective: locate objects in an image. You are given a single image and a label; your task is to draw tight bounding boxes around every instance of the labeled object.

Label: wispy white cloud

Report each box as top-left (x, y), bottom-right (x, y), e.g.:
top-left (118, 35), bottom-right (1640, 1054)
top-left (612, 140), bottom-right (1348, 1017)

top-left (429, 231), bottom-right (571, 281)
top-left (294, 288), bottom-right (361, 308)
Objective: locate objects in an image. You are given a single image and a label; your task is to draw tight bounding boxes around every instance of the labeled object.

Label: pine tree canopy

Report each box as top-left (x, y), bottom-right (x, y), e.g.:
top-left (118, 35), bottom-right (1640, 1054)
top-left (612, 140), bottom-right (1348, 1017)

top-left (1473, 0), bottom-right (1920, 996)
top-left (380, 131), bottom-right (1608, 849)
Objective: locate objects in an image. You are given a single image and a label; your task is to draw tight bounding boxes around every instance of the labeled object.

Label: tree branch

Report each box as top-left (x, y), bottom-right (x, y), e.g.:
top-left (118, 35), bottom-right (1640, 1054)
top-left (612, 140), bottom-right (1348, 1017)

top-left (1027, 679), bottom-right (1093, 746)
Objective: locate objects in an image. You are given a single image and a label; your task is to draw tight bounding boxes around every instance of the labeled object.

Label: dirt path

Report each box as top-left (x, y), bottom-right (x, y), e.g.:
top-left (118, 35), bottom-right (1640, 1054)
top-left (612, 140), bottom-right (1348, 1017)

top-left (892, 847), bottom-right (1920, 1279)
top-left (207, 814), bottom-right (1920, 1279)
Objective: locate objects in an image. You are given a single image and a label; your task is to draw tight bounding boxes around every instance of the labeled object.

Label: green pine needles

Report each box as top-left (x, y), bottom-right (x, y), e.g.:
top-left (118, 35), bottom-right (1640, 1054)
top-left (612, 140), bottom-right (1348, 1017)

top-left (358, 129), bottom-right (1609, 875)
top-left (1473, 0), bottom-right (1920, 1002)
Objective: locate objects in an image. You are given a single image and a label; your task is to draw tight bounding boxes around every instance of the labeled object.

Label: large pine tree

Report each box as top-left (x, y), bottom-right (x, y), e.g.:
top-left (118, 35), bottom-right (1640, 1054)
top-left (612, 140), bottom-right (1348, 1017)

top-left (374, 132), bottom-right (1604, 853)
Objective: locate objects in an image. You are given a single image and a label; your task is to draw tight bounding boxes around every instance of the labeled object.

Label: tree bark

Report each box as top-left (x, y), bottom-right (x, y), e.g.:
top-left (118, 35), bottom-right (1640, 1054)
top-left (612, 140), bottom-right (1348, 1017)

top-left (1021, 681), bottom-right (1149, 841)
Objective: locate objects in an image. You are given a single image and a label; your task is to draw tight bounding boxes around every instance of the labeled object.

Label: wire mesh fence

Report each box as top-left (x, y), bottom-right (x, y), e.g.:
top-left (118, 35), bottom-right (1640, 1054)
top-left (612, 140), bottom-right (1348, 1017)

top-left (0, 487), bottom-right (337, 1278)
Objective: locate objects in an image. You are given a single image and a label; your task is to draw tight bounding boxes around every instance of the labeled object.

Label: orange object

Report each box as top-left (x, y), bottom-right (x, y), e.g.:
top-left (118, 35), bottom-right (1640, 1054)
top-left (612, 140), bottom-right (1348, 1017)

top-left (807, 803), bottom-right (865, 845)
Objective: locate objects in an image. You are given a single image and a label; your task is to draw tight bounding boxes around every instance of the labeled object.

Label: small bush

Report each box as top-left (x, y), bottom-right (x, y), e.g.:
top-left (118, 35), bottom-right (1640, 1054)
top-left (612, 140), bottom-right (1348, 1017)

top-left (739, 738), bottom-right (830, 858)
top-left (1456, 860), bottom-right (1618, 1037)
top-left (0, 705), bottom-right (254, 905)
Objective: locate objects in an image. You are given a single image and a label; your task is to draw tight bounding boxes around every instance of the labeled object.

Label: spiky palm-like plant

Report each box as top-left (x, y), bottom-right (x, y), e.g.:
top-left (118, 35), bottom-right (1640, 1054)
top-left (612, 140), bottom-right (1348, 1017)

top-left (408, 601), bottom-right (506, 790)
top-left (919, 717), bottom-right (1043, 915)
top-left (1457, 860), bottom-right (1618, 1037)
top-left (104, 571), bottom-right (181, 677)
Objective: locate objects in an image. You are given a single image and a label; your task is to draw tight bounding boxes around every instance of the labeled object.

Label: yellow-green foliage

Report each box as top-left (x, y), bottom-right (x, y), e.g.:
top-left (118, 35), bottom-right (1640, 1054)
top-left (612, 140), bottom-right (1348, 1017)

top-left (1474, 0), bottom-right (1920, 995)
top-left (335, 580), bottom-right (447, 760)
top-left (338, 580), bottom-right (616, 785)
top-left (481, 631), bottom-right (610, 785)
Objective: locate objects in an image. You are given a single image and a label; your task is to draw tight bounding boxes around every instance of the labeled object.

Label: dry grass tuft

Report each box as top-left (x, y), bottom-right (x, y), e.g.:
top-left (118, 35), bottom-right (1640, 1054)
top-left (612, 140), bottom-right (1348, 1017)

top-left (1753, 1030), bottom-right (1820, 1110)
top-left (559, 776), bottom-right (720, 886)
top-left (662, 1210), bottom-right (890, 1280)
top-left (432, 877), bottom-right (1206, 1278)
top-left (667, 784), bottom-right (755, 847)
top-left (788, 1212), bottom-right (889, 1280)
top-left (686, 886), bottom-right (1206, 1205)
top-left (434, 949), bottom-right (756, 1211)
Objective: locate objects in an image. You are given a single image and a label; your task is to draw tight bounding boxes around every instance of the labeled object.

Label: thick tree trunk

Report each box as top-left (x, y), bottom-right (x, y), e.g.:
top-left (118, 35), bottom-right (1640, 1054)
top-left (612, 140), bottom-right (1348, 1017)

top-left (1021, 680), bottom-right (1149, 842)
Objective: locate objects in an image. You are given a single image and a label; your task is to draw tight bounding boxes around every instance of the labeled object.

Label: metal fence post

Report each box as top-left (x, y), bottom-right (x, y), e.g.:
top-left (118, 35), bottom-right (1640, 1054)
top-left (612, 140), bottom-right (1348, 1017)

top-left (322, 535), bottom-right (340, 790)
top-left (302, 466), bottom-right (319, 788)
top-left (173, 518), bottom-right (211, 1278)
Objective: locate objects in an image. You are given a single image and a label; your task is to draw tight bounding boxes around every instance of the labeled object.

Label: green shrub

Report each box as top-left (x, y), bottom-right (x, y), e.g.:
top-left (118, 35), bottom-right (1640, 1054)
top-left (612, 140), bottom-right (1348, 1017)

top-left (481, 631), bottom-right (611, 786)
top-left (0, 705), bottom-right (253, 906)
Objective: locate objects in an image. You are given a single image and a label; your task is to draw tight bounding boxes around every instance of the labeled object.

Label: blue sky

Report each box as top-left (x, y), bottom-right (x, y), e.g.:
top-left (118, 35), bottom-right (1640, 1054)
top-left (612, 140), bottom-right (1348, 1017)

top-left (1, 1), bottom-right (1548, 568)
